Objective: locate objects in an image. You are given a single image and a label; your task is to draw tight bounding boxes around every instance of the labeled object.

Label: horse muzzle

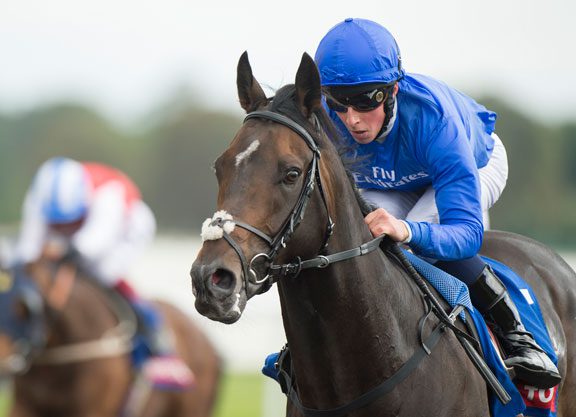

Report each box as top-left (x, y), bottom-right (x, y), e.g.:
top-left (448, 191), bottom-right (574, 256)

top-left (190, 261), bottom-right (246, 324)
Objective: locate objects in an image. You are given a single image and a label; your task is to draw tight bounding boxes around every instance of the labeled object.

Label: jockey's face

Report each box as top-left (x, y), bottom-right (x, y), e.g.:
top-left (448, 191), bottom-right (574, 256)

top-left (334, 83), bottom-right (398, 145)
top-left (50, 218), bottom-right (85, 237)
top-left (335, 104), bottom-right (386, 144)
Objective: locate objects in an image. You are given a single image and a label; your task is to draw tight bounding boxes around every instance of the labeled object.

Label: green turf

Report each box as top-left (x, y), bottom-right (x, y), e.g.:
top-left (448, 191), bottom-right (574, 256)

top-left (214, 372), bottom-right (264, 417)
top-left (0, 386), bottom-right (10, 417)
top-left (0, 373), bottom-right (271, 417)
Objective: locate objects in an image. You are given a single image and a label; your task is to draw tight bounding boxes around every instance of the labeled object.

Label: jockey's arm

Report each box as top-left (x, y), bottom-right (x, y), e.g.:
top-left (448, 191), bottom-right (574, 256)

top-left (72, 182), bottom-right (126, 262)
top-left (403, 116), bottom-right (484, 261)
top-left (14, 186), bottom-right (48, 265)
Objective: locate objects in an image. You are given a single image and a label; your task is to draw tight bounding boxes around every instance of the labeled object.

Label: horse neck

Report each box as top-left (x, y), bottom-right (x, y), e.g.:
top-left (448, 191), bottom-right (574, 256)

top-left (277, 189), bottom-right (425, 405)
top-left (45, 277), bottom-right (118, 347)
top-left (15, 277), bottom-right (129, 413)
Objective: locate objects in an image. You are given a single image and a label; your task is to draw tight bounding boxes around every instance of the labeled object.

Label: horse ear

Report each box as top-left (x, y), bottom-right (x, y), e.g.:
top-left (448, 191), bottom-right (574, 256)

top-left (237, 51), bottom-right (268, 113)
top-left (295, 52), bottom-right (322, 118)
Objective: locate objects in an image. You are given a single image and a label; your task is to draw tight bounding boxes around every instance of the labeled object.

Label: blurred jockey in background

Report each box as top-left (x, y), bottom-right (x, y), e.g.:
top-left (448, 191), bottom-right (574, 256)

top-left (14, 157), bottom-right (194, 389)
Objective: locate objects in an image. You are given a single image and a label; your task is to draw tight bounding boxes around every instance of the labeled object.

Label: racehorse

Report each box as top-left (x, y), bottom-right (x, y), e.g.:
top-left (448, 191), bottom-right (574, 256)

top-left (190, 51), bottom-right (576, 416)
top-left (0, 256), bottom-right (221, 417)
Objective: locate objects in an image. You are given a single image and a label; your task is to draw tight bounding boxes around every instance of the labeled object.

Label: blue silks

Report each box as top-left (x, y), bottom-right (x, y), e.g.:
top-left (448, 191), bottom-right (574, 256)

top-left (130, 299), bottom-right (162, 369)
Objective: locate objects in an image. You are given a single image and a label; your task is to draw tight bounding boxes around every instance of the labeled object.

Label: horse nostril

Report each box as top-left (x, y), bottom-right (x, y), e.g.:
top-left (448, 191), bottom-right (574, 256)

top-left (211, 269), bottom-right (234, 291)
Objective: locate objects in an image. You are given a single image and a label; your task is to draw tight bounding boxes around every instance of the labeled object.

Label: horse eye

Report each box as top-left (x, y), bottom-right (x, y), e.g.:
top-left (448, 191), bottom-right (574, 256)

top-left (284, 169), bottom-right (301, 184)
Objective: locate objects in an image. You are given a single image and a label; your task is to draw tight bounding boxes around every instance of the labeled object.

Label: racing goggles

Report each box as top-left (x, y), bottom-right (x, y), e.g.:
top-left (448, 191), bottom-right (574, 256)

top-left (324, 85), bottom-right (391, 113)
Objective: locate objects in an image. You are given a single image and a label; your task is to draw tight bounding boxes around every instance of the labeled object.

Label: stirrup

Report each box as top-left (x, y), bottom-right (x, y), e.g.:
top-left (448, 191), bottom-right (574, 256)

top-left (501, 332), bottom-right (561, 389)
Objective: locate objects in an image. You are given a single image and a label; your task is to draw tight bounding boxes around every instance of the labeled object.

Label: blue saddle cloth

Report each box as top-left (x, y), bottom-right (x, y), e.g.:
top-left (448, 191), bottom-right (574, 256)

top-left (407, 250), bottom-right (559, 417)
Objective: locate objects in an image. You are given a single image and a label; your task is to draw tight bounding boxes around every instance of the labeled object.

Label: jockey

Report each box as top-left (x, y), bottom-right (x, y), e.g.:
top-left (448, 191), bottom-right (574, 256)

top-left (314, 18), bottom-right (560, 389)
top-left (14, 157), bottom-right (193, 389)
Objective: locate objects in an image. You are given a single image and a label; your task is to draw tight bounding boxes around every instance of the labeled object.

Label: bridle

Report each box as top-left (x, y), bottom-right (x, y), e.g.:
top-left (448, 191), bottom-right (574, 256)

top-left (206, 109), bottom-right (387, 293)
top-left (208, 110), bottom-right (333, 293)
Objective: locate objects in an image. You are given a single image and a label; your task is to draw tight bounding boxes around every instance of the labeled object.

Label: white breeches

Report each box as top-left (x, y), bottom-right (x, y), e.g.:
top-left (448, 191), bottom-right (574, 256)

top-left (361, 133), bottom-right (509, 230)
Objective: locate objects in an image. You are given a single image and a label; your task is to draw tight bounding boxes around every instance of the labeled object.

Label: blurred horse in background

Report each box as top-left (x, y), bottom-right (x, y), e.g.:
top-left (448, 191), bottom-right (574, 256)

top-left (0, 254), bottom-right (221, 417)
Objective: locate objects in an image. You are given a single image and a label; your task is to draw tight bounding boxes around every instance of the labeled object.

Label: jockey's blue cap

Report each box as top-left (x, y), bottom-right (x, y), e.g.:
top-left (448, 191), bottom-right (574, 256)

top-left (36, 157), bottom-right (90, 224)
top-left (315, 18), bottom-right (405, 87)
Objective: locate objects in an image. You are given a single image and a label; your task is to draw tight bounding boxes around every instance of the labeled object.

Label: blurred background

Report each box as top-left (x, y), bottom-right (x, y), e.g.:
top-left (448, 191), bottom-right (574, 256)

top-left (1, 0), bottom-right (575, 416)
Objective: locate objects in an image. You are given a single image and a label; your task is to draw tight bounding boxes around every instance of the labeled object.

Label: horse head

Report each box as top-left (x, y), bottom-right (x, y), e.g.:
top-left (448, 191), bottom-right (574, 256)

top-left (190, 52), bottom-right (354, 323)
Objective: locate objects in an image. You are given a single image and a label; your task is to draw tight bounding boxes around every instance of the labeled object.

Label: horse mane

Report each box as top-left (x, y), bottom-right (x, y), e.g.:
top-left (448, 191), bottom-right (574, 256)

top-left (268, 84), bottom-right (375, 218)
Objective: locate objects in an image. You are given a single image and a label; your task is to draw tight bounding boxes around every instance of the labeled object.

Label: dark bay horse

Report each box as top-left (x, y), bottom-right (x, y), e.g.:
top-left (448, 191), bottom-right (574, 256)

top-left (190, 52), bottom-right (576, 416)
top-left (0, 257), bottom-right (221, 417)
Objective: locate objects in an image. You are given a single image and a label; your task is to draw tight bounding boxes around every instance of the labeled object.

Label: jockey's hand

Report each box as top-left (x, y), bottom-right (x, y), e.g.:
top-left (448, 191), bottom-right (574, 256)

top-left (364, 208), bottom-right (410, 242)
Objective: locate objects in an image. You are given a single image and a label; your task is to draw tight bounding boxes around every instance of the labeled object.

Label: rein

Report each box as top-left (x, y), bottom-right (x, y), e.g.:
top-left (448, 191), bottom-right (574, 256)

top-left (34, 321), bottom-right (134, 365)
top-left (280, 305), bottom-right (465, 417)
top-left (267, 233), bottom-right (386, 278)
top-left (35, 268), bottom-right (137, 365)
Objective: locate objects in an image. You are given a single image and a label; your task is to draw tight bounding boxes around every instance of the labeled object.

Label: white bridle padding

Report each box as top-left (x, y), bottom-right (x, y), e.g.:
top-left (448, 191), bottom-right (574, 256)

top-left (200, 210), bottom-right (236, 242)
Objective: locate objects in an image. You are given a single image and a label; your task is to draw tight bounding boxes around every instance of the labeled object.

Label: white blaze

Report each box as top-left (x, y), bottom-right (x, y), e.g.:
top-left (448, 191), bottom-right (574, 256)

top-left (235, 140), bottom-right (260, 167)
